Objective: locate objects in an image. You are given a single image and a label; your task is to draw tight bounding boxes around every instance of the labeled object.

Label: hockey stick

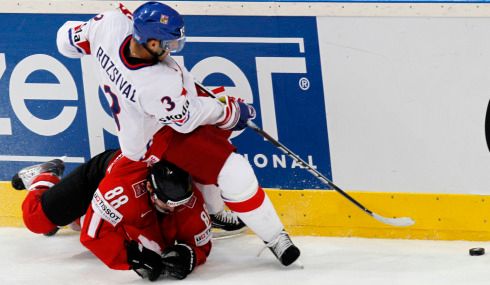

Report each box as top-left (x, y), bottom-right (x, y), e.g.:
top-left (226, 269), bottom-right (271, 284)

top-left (244, 121), bottom-right (414, 227)
top-left (195, 81), bottom-right (415, 227)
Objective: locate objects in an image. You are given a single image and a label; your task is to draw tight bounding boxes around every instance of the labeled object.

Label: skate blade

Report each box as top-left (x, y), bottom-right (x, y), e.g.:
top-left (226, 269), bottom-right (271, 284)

top-left (212, 227), bottom-right (248, 240)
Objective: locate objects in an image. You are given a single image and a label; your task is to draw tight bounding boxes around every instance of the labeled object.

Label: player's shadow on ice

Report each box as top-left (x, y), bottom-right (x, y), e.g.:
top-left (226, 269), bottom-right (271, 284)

top-left (71, 250), bottom-right (96, 260)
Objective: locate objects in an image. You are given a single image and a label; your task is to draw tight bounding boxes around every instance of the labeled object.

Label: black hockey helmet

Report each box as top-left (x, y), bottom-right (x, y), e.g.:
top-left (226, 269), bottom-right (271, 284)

top-left (148, 160), bottom-right (193, 207)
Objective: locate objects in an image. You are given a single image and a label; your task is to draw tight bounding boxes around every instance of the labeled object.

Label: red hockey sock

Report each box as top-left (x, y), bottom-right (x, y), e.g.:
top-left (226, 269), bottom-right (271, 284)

top-left (22, 173), bottom-right (60, 234)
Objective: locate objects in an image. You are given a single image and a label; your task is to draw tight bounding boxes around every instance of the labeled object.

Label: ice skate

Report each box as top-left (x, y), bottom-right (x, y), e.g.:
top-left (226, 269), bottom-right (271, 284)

top-left (211, 209), bottom-right (247, 239)
top-left (43, 227), bottom-right (60, 237)
top-left (264, 230), bottom-right (300, 266)
top-left (11, 158), bottom-right (65, 190)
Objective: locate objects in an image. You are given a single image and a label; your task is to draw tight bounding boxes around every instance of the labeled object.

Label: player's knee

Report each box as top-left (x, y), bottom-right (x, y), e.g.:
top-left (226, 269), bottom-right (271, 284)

top-left (218, 152), bottom-right (258, 201)
top-left (22, 191), bottom-right (57, 234)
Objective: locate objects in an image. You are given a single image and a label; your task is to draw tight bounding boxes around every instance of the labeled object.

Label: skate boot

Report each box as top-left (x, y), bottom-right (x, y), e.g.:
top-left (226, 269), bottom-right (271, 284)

top-left (210, 209), bottom-right (247, 238)
top-left (68, 218), bottom-right (82, 232)
top-left (11, 158), bottom-right (65, 190)
top-left (211, 209), bottom-right (246, 231)
top-left (43, 227), bottom-right (60, 237)
top-left (264, 230), bottom-right (300, 266)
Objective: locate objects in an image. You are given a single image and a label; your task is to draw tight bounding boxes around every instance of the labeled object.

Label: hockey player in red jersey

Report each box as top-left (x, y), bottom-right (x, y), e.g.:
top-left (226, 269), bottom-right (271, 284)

top-left (20, 152), bottom-right (211, 281)
top-left (14, 149), bottom-right (244, 237)
top-left (56, 1), bottom-right (300, 266)
top-left (81, 155), bottom-right (211, 280)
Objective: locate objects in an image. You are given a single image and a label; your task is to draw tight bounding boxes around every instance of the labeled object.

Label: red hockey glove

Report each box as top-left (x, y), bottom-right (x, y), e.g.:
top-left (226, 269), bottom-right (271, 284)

top-left (217, 96), bottom-right (256, 131)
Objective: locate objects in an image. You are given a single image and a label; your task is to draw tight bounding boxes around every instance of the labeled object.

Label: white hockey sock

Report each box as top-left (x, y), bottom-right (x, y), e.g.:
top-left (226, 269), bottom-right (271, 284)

top-left (231, 193), bottom-right (283, 242)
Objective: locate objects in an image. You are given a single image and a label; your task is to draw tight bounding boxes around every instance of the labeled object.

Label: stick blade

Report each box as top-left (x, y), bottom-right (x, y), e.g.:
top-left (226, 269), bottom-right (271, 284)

top-left (372, 213), bottom-right (415, 227)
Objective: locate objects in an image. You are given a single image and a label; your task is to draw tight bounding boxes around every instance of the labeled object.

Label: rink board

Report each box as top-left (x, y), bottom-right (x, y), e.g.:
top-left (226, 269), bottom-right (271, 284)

top-left (3, 181), bottom-right (490, 241)
top-left (2, 1), bottom-right (490, 241)
top-left (0, 4), bottom-right (330, 191)
top-left (1, 1), bottom-right (490, 194)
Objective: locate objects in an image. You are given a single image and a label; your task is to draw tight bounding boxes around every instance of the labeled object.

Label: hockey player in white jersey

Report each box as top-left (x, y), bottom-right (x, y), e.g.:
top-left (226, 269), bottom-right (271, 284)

top-left (56, 2), bottom-right (300, 266)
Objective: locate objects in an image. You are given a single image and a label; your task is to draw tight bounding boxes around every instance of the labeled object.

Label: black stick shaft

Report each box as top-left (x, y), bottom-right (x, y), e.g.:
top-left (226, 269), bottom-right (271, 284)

top-left (246, 121), bottom-right (374, 216)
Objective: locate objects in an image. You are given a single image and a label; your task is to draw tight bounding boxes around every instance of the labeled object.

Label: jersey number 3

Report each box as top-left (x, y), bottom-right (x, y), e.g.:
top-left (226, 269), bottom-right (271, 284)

top-left (104, 85), bottom-right (121, 131)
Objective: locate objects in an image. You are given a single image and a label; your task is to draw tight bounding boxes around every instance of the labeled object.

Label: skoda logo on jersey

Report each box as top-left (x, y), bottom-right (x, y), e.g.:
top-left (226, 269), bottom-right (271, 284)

top-left (162, 113), bottom-right (190, 126)
top-left (158, 99), bottom-right (191, 126)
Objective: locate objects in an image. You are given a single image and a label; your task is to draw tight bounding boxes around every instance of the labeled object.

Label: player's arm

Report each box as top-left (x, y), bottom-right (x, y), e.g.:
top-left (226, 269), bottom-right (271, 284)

top-left (175, 190), bottom-right (212, 266)
top-left (80, 207), bottom-right (133, 270)
top-left (56, 19), bottom-right (94, 58)
top-left (191, 77), bottom-right (257, 131)
top-left (158, 190), bottom-right (212, 280)
top-left (80, 187), bottom-right (164, 274)
top-left (140, 82), bottom-right (223, 134)
top-left (56, 6), bottom-right (130, 58)
top-left (141, 84), bottom-right (255, 134)
top-left (81, 217), bottom-right (165, 281)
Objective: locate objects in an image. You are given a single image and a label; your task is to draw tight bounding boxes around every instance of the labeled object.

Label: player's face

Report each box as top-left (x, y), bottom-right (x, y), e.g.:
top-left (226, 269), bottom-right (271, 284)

top-left (146, 39), bottom-right (170, 61)
top-left (146, 182), bottom-right (176, 213)
top-left (153, 196), bottom-right (176, 213)
top-left (160, 37), bottom-right (185, 53)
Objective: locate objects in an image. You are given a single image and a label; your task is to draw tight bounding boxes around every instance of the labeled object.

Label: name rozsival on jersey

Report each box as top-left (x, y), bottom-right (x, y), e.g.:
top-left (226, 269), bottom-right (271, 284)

top-left (95, 46), bottom-right (136, 103)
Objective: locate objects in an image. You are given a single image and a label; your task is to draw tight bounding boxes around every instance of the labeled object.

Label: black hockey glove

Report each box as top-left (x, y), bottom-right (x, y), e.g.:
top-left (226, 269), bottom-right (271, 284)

top-left (126, 240), bottom-right (163, 281)
top-left (161, 244), bottom-right (196, 280)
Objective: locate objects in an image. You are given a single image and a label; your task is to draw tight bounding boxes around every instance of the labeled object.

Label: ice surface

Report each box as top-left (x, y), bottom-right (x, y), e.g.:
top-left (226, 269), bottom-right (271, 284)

top-left (1, 227), bottom-right (490, 285)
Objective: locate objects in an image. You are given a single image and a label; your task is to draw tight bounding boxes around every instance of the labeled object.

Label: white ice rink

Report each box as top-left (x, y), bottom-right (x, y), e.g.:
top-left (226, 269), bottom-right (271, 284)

top-left (1, 227), bottom-right (490, 285)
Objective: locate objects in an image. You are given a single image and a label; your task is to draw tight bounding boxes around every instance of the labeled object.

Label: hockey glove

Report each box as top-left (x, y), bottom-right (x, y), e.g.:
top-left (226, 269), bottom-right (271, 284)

top-left (217, 96), bottom-right (256, 131)
top-left (126, 240), bottom-right (163, 281)
top-left (161, 244), bottom-right (196, 280)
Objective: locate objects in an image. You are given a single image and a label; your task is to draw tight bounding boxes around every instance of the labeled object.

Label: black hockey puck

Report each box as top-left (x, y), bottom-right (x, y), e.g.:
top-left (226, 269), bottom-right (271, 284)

top-left (469, 248), bottom-right (485, 256)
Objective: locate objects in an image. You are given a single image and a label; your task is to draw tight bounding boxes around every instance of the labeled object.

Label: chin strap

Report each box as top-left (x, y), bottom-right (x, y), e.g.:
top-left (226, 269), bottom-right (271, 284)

top-left (142, 43), bottom-right (165, 60)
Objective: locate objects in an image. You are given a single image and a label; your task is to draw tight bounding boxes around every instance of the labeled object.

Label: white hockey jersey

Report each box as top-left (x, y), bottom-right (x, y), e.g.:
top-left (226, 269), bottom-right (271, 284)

top-left (56, 6), bottom-right (224, 161)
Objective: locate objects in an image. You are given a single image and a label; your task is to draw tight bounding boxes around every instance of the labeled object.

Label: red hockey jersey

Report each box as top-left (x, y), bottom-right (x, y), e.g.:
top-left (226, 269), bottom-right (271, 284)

top-left (80, 153), bottom-right (212, 270)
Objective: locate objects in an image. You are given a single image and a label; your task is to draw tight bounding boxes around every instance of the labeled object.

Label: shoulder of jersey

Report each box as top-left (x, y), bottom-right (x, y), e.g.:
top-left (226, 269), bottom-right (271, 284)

top-left (96, 179), bottom-right (151, 221)
top-left (94, 8), bottom-right (133, 32)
